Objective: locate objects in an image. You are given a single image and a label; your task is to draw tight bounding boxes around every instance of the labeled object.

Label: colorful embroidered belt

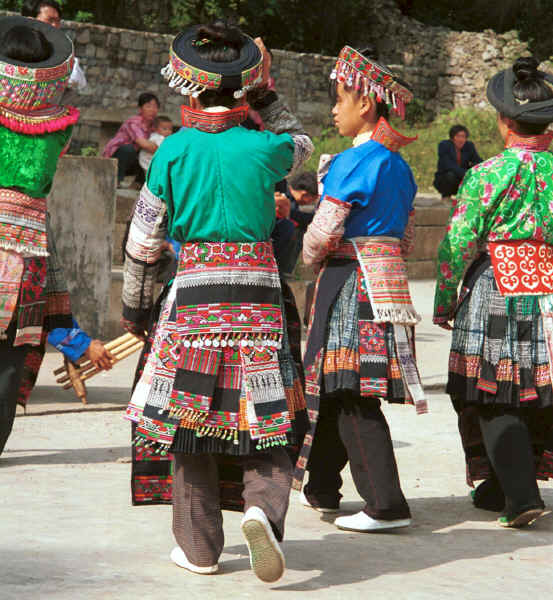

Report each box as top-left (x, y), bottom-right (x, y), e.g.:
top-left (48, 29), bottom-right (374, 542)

top-left (488, 240), bottom-right (553, 296)
top-left (331, 237), bottom-right (420, 325)
top-left (175, 240), bottom-right (283, 347)
top-left (0, 188), bottom-right (48, 256)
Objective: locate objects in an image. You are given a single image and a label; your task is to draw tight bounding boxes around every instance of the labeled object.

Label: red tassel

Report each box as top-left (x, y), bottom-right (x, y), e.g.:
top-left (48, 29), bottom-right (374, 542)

top-left (0, 105), bottom-right (80, 134)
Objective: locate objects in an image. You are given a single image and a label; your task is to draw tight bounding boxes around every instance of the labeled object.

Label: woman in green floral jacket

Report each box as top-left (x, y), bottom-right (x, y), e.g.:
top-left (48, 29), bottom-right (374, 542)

top-left (434, 57), bottom-right (553, 528)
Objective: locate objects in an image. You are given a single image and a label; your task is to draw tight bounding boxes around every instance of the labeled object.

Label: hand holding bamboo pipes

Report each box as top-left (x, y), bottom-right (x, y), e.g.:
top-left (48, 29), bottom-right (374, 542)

top-left (53, 332), bottom-right (145, 403)
top-left (84, 339), bottom-right (114, 370)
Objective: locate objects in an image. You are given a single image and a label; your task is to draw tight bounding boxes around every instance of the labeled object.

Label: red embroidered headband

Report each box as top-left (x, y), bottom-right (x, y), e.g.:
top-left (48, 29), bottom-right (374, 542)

top-left (0, 16), bottom-right (74, 112)
top-left (331, 46), bottom-right (414, 120)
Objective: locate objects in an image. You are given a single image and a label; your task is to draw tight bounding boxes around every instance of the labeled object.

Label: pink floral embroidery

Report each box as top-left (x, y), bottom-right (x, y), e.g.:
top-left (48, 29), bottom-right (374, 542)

top-left (451, 204), bottom-right (467, 221)
top-left (440, 262), bottom-right (453, 279)
top-left (482, 183), bottom-right (494, 205)
top-left (507, 186), bottom-right (521, 200)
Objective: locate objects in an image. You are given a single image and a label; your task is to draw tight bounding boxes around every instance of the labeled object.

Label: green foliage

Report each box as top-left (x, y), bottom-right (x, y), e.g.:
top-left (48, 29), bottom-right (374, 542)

top-left (306, 107), bottom-right (504, 193)
top-left (403, 98), bottom-right (434, 127)
top-left (74, 10), bottom-right (93, 23)
top-left (1, 1), bottom-right (551, 58)
top-left (80, 145), bottom-right (98, 157)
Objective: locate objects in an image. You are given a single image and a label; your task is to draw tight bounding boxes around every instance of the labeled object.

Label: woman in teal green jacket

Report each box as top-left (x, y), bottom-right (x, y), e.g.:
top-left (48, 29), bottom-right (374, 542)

top-left (122, 22), bottom-right (313, 582)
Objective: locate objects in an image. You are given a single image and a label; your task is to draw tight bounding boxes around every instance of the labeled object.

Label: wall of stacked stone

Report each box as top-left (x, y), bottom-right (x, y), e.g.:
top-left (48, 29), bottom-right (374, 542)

top-left (368, 1), bottom-right (530, 114)
top-left (0, 9), bottom-right (534, 149)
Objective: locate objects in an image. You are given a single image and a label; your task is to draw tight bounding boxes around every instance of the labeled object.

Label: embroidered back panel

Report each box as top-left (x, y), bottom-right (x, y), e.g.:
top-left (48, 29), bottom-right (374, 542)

top-left (489, 240), bottom-right (553, 296)
top-left (175, 241), bottom-right (283, 342)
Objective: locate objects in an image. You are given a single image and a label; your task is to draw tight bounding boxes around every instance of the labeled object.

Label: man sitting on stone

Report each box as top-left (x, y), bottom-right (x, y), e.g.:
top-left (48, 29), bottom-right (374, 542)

top-left (433, 124), bottom-right (482, 200)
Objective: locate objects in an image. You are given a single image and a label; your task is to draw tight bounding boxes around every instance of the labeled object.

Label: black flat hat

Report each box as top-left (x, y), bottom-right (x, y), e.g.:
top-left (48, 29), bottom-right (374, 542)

top-left (487, 66), bottom-right (553, 124)
top-left (0, 15), bottom-right (73, 69)
top-left (162, 25), bottom-right (263, 98)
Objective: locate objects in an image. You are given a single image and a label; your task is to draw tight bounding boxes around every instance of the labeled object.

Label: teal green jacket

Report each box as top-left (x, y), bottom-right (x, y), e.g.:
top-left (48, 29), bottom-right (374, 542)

top-left (147, 126), bottom-right (294, 242)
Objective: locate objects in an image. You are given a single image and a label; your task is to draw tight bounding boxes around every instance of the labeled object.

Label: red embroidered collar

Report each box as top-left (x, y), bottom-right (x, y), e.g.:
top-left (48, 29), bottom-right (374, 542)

top-left (505, 130), bottom-right (553, 152)
top-left (370, 117), bottom-right (417, 152)
top-left (180, 104), bottom-right (250, 133)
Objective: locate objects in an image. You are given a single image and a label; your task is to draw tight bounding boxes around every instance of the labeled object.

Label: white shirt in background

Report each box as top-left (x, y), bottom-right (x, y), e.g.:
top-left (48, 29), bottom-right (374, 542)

top-left (139, 132), bottom-right (166, 172)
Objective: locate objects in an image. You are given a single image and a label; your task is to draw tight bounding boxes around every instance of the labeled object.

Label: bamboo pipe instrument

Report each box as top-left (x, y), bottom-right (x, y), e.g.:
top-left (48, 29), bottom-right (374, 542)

top-left (53, 334), bottom-right (144, 402)
top-left (63, 341), bottom-right (144, 387)
top-left (60, 340), bottom-right (144, 390)
top-left (55, 336), bottom-right (142, 384)
top-left (52, 332), bottom-right (136, 376)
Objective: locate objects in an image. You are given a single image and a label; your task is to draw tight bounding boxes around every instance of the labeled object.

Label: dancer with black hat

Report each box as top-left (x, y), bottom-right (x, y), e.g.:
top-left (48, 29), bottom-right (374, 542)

top-left (0, 16), bottom-right (114, 456)
top-left (292, 46), bottom-right (426, 533)
top-left (434, 56), bottom-right (553, 527)
top-left (0, 16), bottom-right (79, 454)
top-left (122, 21), bottom-right (312, 582)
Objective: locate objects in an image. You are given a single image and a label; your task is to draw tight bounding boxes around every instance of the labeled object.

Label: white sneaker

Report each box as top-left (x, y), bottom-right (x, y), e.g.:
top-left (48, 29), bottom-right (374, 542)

top-left (299, 490), bottom-right (339, 513)
top-left (170, 546), bottom-right (218, 574)
top-left (334, 511), bottom-right (411, 532)
top-left (241, 506), bottom-right (285, 583)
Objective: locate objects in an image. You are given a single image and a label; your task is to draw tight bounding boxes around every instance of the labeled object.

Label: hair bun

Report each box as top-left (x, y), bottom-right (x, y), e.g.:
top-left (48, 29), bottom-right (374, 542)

top-left (195, 22), bottom-right (243, 50)
top-left (358, 45), bottom-right (377, 60)
top-left (513, 56), bottom-right (539, 82)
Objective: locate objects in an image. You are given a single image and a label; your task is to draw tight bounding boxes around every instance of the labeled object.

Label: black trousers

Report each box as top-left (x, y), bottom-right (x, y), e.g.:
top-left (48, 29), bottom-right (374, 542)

top-left (113, 144), bottom-right (140, 183)
top-left (304, 393), bottom-right (411, 520)
top-left (433, 170), bottom-right (462, 197)
top-left (478, 406), bottom-right (544, 516)
top-left (0, 324), bottom-right (30, 456)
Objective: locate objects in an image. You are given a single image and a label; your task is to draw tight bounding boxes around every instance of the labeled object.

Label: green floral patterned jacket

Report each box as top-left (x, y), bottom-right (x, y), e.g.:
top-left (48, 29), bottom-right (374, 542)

top-left (433, 132), bottom-right (553, 322)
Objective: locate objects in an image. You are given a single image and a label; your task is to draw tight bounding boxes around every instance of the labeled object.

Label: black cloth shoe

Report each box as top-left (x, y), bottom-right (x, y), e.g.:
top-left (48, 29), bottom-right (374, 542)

top-left (470, 478), bottom-right (505, 512)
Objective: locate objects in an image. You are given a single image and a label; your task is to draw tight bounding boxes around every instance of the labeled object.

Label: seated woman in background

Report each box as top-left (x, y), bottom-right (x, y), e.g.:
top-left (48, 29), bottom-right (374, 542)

top-left (433, 124), bottom-right (482, 199)
top-left (102, 92), bottom-right (160, 184)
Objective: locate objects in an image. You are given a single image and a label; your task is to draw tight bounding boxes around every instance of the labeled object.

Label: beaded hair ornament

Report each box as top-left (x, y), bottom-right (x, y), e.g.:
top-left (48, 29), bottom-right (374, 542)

top-left (331, 46), bottom-right (414, 120)
top-left (161, 28), bottom-right (263, 99)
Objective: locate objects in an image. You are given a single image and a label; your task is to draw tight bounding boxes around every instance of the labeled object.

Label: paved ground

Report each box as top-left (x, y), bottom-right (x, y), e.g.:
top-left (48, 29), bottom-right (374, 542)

top-left (2, 280), bottom-right (552, 599)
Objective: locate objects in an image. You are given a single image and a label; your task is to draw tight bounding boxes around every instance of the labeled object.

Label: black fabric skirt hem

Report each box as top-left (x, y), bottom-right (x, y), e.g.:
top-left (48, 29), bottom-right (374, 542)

top-left (447, 376), bottom-right (553, 409)
top-left (170, 412), bottom-right (310, 456)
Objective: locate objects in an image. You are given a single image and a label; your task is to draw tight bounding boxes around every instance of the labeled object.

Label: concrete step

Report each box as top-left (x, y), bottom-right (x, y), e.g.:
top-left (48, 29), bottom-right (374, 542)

top-left (106, 267), bottom-right (125, 338)
top-left (113, 188), bottom-right (139, 267)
